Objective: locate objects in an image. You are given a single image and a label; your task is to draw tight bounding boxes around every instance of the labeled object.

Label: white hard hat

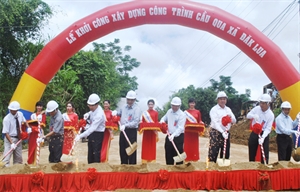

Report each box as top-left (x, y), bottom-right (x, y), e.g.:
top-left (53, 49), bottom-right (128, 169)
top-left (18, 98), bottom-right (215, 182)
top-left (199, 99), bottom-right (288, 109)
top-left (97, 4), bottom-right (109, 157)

top-left (281, 101), bottom-right (291, 109)
top-left (8, 101), bottom-right (20, 110)
top-left (259, 94), bottom-right (271, 103)
top-left (126, 90), bottom-right (136, 99)
top-left (216, 91), bottom-right (228, 100)
top-left (46, 100), bottom-right (59, 112)
top-left (171, 97), bottom-right (181, 106)
top-left (87, 93), bottom-right (100, 105)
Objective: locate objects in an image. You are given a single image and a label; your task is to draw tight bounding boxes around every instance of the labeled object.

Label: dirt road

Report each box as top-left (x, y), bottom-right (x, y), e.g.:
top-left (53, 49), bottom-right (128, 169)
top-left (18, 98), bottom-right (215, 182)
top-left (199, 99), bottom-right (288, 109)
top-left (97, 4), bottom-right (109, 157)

top-left (21, 131), bottom-right (278, 165)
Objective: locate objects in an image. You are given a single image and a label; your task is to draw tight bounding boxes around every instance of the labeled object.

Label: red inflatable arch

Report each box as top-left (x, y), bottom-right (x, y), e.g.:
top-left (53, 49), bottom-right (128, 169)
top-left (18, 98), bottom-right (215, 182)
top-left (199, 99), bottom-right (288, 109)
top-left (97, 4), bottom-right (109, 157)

top-left (12, 0), bottom-right (300, 118)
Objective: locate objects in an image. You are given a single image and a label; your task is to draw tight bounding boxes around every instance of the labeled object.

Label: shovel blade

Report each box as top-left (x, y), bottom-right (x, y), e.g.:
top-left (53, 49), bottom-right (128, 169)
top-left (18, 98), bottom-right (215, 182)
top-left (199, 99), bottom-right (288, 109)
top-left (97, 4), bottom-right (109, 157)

top-left (125, 142), bottom-right (137, 156)
top-left (173, 152), bottom-right (187, 163)
top-left (217, 158), bottom-right (230, 167)
top-left (60, 154), bottom-right (73, 163)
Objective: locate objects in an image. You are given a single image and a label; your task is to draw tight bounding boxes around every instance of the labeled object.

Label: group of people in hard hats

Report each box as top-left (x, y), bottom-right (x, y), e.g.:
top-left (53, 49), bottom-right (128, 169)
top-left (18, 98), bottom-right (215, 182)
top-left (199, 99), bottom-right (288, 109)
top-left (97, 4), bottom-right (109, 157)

top-left (2, 90), bottom-right (300, 167)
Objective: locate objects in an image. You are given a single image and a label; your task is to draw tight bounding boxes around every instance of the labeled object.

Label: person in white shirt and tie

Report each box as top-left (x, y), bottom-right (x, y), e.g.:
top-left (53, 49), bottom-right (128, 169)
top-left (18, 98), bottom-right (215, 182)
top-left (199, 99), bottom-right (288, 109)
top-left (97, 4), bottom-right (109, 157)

top-left (160, 97), bottom-right (186, 165)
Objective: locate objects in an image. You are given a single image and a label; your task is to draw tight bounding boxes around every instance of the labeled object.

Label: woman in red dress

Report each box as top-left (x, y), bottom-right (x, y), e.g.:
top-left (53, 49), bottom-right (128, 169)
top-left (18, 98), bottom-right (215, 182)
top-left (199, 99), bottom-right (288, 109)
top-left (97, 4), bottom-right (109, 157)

top-left (139, 99), bottom-right (160, 163)
top-left (62, 102), bottom-right (79, 155)
top-left (27, 101), bottom-right (46, 164)
top-left (101, 100), bottom-right (118, 162)
top-left (184, 98), bottom-right (204, 162)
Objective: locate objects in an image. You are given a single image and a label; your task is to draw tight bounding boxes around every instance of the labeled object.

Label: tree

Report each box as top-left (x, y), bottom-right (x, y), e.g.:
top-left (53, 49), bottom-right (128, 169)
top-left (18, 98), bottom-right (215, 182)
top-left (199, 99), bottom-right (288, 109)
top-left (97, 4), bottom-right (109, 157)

top-left (158, 76), bottom-right (250, 125)
top-left (58, 39), bottom-right (141, 116)
top-left (0, 0), bottom-right (52, 117)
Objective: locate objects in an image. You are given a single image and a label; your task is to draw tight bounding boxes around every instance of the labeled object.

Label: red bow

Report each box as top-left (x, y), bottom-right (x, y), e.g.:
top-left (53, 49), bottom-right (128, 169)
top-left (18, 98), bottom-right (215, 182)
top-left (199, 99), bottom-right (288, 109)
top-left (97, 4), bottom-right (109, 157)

top-left (86, 168), bottom-right (97, 182)
top-left (21, 132), bottom-right (28, 140)
top-left (160, 123), bottom-right (168, 134)
top-left (112, 116), bottom-right (120, 123)
top-left (222, 115), bottom-right (232, 126)
top-left (158, 169), bottom-right (169, 181)
top-left (31, 171), bottom-right (44, 185)
top-left (252, 123), bottom-right (263, 134)
top-left (78, 119), bottom-right (86, 130)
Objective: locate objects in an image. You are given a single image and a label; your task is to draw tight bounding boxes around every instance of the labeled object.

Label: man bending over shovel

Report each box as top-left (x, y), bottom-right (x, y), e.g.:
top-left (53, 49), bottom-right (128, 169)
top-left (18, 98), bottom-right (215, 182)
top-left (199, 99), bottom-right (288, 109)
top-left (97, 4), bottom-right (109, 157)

top-left (208, 91), bottom-right (236, 165)
top-left (160, 97), bottom-right (186, 165)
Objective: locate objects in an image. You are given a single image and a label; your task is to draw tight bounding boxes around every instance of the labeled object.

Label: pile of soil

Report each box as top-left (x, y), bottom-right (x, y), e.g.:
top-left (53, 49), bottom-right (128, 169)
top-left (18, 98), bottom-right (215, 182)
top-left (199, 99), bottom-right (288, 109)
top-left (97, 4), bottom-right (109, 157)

top-left (1, 161), bottom-right (299, 175)
top-left (230, 119), bottom-right (277, 152)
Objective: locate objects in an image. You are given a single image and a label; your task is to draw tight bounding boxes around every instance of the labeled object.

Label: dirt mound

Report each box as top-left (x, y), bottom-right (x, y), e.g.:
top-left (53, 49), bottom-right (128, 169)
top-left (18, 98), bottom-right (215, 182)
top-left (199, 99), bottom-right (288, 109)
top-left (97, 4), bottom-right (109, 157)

top-left (230, 119), bottom-right (277, 152)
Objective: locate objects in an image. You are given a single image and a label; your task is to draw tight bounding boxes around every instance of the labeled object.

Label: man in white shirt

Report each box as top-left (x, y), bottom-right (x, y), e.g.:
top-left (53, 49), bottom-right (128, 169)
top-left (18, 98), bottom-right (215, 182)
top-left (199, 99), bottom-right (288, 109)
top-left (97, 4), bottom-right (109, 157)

top-left (2, 101), bottom-right (29, 166)
top-left (247, 93), bottom-right (274, 164)
top-left (275, 101), bottom-right (300, 161)
top-left (75, 93), bottom-right (105, 164)
top-left (160, 97), bottom-right (186, 165)
top-left (209, 91), bottom-right (236, 163)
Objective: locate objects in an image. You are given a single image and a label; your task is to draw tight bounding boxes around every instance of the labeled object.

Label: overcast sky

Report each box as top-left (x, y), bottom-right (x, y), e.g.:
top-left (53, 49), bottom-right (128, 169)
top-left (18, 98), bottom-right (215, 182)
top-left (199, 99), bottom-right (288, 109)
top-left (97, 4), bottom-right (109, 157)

top-left (42, 0), bottom-right (299, 111)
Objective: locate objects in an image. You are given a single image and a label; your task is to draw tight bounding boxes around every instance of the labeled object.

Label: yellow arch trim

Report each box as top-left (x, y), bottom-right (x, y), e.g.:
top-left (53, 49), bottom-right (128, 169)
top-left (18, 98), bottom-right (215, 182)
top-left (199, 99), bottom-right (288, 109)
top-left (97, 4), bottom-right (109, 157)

top-left (279, 81), bottom-right (300, 119)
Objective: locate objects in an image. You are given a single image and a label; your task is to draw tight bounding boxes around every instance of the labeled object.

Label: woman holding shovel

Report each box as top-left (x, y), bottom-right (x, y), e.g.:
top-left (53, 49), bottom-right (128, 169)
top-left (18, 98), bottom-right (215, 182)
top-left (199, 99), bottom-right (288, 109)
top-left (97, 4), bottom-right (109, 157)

top-left (27, 101), bottom-right (46, 165)
top-left (275, 101), bottom-right (300, 161)
top-left (160, 97), bottom-right (186, 165)
top-left (184, 98), bottom-right (204, 162)
top-left (139, 99), bottom-right (160, 163)
top-left (208, 91), bottom-right (236, 164)
top-left (62, 102), bottom-right (79, 155)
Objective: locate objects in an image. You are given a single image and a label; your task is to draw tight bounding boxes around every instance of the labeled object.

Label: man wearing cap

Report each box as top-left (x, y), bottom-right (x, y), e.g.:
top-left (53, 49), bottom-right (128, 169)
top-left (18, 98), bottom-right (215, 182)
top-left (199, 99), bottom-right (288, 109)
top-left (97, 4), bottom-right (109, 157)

top-left (75, 93), bottom-right (105, 164)
top-left (39, 100), bottom-right (64, 163)
top-left (118, 90), bottom-right (141, 164)
top-left (2, 101), bottom-right (30, 166)
top-left (247, 93), bottom-right (274, 164)
top-left (209, 91), bottom-right (236, 163)
top-left (275, 101), bottom-right (300, 161)
top-left (160, 96), bottom-right (186, 165)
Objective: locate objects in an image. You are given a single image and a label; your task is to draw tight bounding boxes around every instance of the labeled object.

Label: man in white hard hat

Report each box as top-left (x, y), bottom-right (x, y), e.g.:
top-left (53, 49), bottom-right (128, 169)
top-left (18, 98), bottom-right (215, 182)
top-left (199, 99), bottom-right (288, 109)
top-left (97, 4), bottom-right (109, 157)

top-left (247, 93), bottom-right (274, 164)
top-left (160, 96), bottom-right (186, 165)
top-left (75, 93), bottom-right (105, 164)
top-left (209, 91), bottom-right (236, 163)
top-left (275, 101), bottom-right (300, 161)
top-left (2, 101), bottom-right (30, 166)
top-left (117, 90), bottom-right (141, 164)
top-left (39, 100), bottom-right (64, 163)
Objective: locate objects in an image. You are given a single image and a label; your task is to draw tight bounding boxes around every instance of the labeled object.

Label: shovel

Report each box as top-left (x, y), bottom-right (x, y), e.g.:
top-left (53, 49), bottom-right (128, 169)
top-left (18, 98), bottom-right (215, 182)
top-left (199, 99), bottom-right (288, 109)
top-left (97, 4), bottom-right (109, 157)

top-left (0, 139), bottom-right (22, 167)
top-left (217, 132), bottom-right (230, 167)
top-left (259, 136), bottom-right (273, 168)
top-left (118, 122), bottom-right (137, 156)
top-left (166, 131), bottom-right (186, 163)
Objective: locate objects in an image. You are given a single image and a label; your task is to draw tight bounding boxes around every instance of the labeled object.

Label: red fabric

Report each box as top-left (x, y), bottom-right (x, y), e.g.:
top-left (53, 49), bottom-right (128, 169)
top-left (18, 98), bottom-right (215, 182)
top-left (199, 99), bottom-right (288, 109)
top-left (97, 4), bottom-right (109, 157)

top-left (27, 113), bottom-right (46, 165)
top-left (0, 169), bottom-right (300, 191)
top-left (141, 109), bottom-right (159, 162)
top-left (78, 119), bottom-right (86, 130)
top-left (184, 109), bottom-right (203, 161)
top-left (63, 113), bottom-right (78, 155)
top-left (101, 129), bottom-right (111, 162)
top-left (221, 115), bottom-right (232, 126)
top-left (255, 146), bottom-right (261, 162)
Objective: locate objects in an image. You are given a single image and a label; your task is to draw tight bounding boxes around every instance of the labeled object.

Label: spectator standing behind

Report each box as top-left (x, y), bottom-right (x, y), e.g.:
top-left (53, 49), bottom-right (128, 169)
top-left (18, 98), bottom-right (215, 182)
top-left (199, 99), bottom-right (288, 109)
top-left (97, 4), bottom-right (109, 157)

top-left (208, 91), bottom-right (236, 163)
top-left (27, 101), bottom-right (46, 165)
top-left (139, 99), bottom-right (160, 163)
top-left (75, 93), bottom-right (105, 164)
top-left (160, 97), bottom-right (186, 165)
top-left (184, 98), bottom-right (204, 162)
top-left (275, 101), bottom-right (300, 161)
top-left (40, 100), bottom-right (64, 163)
top-left (118, 90), bottom-right (141, 165)
top-left (247, 94), bottom-right (274, 164)
top-left (2, 101), bottom-right (30, 166)
top-left (62, 102), bottom-right (79, 155)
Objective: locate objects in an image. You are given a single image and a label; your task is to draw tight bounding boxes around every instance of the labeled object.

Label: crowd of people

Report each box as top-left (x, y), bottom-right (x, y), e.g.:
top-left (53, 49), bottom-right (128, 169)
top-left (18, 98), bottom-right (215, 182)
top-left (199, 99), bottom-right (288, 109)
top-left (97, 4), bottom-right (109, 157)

top-left (2, 90), bottom-right (300, 167)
